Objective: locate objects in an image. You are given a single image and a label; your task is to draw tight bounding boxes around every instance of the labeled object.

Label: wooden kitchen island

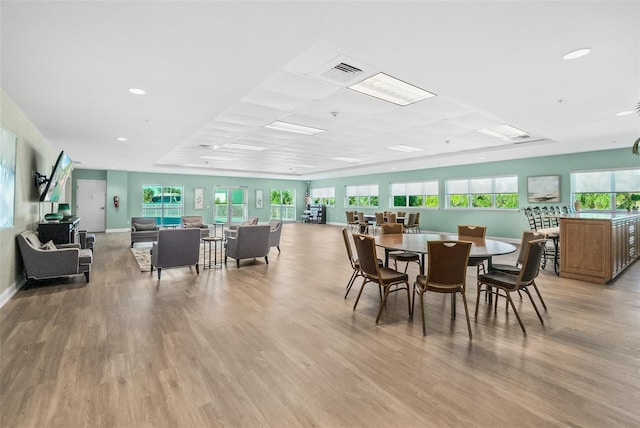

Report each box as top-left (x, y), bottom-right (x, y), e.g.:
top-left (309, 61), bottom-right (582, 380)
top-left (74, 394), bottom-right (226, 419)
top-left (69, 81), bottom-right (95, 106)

top-left (559, 212), bottom-right (640, 284)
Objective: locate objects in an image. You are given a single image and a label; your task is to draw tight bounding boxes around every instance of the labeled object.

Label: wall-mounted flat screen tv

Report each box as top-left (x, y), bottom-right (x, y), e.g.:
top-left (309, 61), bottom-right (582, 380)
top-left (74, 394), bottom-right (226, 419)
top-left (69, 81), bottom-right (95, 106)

top-left (39, 151), bottom-right (74, 202)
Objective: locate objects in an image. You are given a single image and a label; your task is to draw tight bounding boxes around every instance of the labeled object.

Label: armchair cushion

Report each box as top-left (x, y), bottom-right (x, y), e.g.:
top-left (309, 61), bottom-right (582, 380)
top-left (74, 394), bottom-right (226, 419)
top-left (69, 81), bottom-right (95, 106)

top-left (181, 215), bottom-right (210, 238)
top-left (133, 222), bottom-right (156, 231)
top-left (41, 240), bottom-right (57, 251)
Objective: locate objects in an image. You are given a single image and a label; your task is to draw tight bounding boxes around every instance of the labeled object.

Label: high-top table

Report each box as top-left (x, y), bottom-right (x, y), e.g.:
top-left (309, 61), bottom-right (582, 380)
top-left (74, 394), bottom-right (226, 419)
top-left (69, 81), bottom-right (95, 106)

top-left (374, 233), bottom-right (516, 275)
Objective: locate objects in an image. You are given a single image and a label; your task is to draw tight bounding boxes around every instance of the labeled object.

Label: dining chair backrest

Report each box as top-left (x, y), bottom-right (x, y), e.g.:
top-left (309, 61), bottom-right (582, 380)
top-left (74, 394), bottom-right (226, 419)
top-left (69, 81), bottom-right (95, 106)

top-left (387, 213), bottom-right (397, 223)
top-left (381, 223), bottom-right (403, 235)
top-left (397, 211), bottom-right (406, 218)
top-left (341, 228), bottom-right (357, 269)
top-left (346, 211), bottom-right (355, 223)
top-left (427, 241), bottom-right (472, 288)
top-left (352, 234), bottom-right (381, 278)
top-left (375, 212), bottom-right (385, 224)
top-left (531, 207), bottom-right (545, 229)
top-left (516, 231), bottom-right (547, 266)
top-left (458, 225), bottom-right (487, 238)
top-left (414, 211), bottom-right (421, 224)
top-left (518, 239), bottom-right (547, 285)
top-left (406, 213), bottom-right (416, 226)
top-left (358, 211), bottom-right (368, 225)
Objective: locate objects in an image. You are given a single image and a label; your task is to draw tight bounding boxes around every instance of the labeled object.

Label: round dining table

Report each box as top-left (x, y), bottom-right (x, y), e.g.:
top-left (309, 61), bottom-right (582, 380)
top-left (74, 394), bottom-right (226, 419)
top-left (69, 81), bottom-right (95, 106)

top-left (374, 232), bottom-right (516, 275)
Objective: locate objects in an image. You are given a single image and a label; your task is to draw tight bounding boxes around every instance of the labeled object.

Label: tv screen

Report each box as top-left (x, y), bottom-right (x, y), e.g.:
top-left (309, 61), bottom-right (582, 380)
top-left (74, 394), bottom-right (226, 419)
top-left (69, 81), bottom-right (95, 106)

top-left (39, 151), bottom-right (74, 202)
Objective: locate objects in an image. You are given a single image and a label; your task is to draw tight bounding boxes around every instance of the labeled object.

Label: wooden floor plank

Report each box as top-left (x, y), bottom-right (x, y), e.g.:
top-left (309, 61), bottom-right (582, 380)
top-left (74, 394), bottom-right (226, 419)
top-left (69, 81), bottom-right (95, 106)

top-left (1, 223), bottom-right (639, 427)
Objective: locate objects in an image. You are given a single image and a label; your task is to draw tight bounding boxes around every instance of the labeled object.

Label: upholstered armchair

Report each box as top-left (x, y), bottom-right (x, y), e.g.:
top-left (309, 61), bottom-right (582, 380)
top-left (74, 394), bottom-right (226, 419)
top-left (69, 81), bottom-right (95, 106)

top-left (150, 228), bottom-right (201, 279)
top-left (224, 216), bottom-right (259, 239)
top-left (130, 217), bottom-right (159, 247)
top-left (268, 220), bottom-right (283, 253)
top-left (224, 224), bottom-right (270, 268)
top-left (181, 215), bottom-right (210, 238)
top-left (17, 231), bottom-right (93, 284)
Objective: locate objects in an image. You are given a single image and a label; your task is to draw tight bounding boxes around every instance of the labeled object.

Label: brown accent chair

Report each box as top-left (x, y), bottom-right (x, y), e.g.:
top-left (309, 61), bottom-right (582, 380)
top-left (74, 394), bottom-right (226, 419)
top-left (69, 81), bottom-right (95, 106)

top-left (345, 211), bottom-right (358, 233)
top-left (352, 233), bottom-right (411, 324)
top-left (380, 223), bottom-right (421, 273)
top-left (413, 241), bottom-right (472, 337)
top-left (476, 239), bottom-right (547, 335)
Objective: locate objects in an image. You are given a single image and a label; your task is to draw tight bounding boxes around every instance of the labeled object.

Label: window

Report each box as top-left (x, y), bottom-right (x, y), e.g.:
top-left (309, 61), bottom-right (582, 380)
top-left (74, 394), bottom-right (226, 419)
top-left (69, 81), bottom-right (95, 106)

top-left (572, 168), bottom-right (640, 210)
top-left (445, 176), bottom-right (518, 209)
top-left (310, 187), bottom-right (335, 206)
top-left (390, 180), bottom-right (439, 208)
top-left (142, 185), bottom-right (183, 226)
top-left (271, 188), bottom-right (296, 220)
top-left (345, 184), bottom-right (379, 207)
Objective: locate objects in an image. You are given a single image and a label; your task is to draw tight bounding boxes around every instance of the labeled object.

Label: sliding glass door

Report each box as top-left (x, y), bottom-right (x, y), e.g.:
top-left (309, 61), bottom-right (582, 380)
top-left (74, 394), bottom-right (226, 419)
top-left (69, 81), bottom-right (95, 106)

top-left (214, 187), bottom-right (247, 224)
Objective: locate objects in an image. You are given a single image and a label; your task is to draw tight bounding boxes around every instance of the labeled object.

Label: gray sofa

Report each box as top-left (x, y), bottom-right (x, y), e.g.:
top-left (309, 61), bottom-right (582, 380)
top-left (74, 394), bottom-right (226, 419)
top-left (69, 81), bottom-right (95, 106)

top-left (131, 217), bottom-right (159, 247)
top-left (150, 228), bottom-right (201, 279)
top-left (181, 215), bottom-right (210, 238)
top-left (17, 230), bottom-right (93, 283)
top-left (225, 224), bottom-right (270, 268)
top-left (269, 220), bottom-right (283, 253)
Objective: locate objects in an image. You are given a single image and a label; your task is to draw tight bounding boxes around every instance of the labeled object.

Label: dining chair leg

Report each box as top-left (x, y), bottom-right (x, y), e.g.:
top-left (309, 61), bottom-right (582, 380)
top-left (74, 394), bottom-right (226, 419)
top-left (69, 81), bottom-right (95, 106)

top-left (405, 282), bottom-right (412, 317)
top-left (531, 282), bottom-right (548, 311)
top-left (523, 287), bottom-right (545, 325)
top-left (506, 292), bottom-right (527, 335)
top-left (353, 278), bottom-right (368, 311)
top-left (419, 292), bottom-right (426, 335)
top-left (376, 286), bottom-right (392, 324)
top-left (475, 285), bottom-right (482, 320)
top-left (461, 292), bottom-right (473, 339)
top-left (344, 270), bottom-right (360, 299)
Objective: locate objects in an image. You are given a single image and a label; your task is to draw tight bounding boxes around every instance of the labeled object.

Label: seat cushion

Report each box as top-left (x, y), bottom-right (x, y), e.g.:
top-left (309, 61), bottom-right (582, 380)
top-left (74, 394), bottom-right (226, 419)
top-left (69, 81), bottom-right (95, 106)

top-left (133, 222), bottom-right (155, 231)
top-left (40, 240), bottom-right (57, 251)
top-left (78, 249), bottom-right (93, 265)
top-left (390, 251), bottom-right (419, 262)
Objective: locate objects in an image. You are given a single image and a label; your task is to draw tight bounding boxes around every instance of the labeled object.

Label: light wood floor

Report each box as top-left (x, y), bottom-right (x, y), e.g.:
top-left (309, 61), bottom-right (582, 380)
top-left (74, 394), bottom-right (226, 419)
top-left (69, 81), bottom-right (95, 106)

top-left (2, 223), bottom-right (639, 427)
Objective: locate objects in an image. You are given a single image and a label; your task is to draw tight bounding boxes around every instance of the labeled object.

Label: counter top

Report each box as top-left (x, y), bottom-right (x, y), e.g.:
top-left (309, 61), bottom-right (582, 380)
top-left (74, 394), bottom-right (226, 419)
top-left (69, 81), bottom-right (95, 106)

top-left (556, 212), bottom-right (640, 221)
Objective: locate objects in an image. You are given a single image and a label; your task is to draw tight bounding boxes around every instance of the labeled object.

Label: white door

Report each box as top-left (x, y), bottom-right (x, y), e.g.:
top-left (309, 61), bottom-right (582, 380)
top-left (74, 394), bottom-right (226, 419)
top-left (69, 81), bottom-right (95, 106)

top-left (76, 179), bottom-right (106, 232)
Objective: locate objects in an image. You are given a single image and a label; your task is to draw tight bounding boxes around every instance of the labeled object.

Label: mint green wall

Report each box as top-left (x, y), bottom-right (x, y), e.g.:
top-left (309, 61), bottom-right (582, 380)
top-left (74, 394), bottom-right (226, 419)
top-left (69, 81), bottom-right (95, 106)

top-left (311, 148), bottom-right (637, 239)
top-left (73, 170), bottom-right (306, 230)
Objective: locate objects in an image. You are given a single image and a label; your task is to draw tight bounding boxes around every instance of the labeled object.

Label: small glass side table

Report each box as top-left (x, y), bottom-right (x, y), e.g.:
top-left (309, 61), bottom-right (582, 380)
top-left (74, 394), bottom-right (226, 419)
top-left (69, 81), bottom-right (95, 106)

top-left (202, 236), bottom-right (223, 269)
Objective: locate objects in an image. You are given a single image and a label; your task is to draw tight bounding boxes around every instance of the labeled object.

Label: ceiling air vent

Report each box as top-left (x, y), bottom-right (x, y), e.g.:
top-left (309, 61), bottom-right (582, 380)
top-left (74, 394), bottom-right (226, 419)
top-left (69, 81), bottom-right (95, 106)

top-left (511, 137), bottom-right (545, 145)
top-left (322, 62), bottom-right (364, 84)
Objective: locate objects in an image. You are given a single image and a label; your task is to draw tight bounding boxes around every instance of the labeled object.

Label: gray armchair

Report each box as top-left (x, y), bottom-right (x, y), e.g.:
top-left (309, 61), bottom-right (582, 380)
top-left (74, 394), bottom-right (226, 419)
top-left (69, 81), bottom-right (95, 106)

top-left (181, 215), bottom-right (210, 238)
top-left (224, 216), bottom-right (259, 239)
top-left (17, 231), bottom-right (93, 284)
top-left (150, 228), bottom-right (201, 279)
top-left (131, 217), bottom-right (159, 247)
top-left (269, 220), bottom-right (283, 253)
top-left (224, 224), bottom-right (270, 268)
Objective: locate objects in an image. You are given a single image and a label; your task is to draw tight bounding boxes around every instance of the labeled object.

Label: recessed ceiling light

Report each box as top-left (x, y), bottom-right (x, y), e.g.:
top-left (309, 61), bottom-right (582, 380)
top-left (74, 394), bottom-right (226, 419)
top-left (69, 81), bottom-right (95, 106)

top-left (224, 143), bottom-right (266, 151)
top-left (128, 87), bottom-right (146, 95)
top-left (477, 125), bottom-right (529, 139)
top-left (386, 145), bottom-right (423, 153)
top-left (199, 155), bottom-right (233, 161)
top-left (331, 157), bottom-right (361, 163)
top-left (562, 48), bottom-right (591, 60)
top-left (349, 72), bottom-right (436, 106)
top-left (265, 120), bottom-right (325, 135)
top-left (117, 137), bottom-right (127, 141)
top-left (183, 163), bottom-right (213, 168)
top-left (616, 111), bottom-right (634, 116)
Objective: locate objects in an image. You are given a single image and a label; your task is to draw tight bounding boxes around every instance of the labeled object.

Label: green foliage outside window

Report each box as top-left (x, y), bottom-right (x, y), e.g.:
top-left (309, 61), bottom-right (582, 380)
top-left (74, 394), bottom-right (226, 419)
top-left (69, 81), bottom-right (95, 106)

top-left (472, 194), bottom-right (492, 208)
top-left (449, 194), bottom-right (469, 208)
top-left (496, 193), bottom-right (519, 208)
top-left (575, 193), bottom-right (611, 210)
top-left (424, 195), bottom-right (439, 207)
top-left (393, 196), bottom-right (407, 207)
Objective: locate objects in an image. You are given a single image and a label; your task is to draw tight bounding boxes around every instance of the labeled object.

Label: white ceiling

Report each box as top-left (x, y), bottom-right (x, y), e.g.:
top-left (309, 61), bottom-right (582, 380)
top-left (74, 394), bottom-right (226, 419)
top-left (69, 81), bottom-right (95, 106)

top-left (1, 1), bottom-right (638, 180)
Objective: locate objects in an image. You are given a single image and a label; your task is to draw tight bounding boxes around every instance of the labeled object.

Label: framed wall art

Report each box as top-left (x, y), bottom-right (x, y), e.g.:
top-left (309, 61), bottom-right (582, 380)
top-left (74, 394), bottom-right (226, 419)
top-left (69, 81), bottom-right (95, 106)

top-left (527, 175), bottom-right (560, 202)
top-left (194, 187), bottom-right (204, 210)
top-left (256, 189), bottom-right (263, 209)
top-left (0, 128), bottom-right (17, 229)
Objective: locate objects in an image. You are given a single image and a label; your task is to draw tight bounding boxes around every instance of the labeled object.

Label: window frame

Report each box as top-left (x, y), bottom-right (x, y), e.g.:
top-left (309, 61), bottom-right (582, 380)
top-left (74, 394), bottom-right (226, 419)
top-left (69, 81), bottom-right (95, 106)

top-left (345, 184), bottom-right (379, 208)
top-left (571, 167), bottom-right (640, 210)
top-left (389, 180), bottom-right (439, 209)
top-left (310, 186), bottom-right (336, 206)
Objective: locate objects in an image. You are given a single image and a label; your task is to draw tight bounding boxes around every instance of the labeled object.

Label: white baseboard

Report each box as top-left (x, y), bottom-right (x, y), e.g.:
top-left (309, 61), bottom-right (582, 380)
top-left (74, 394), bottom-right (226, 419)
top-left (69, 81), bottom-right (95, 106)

top-left (0, 280), bottom-right (23, 309)
top-left (105, 228), bottom-right (130, 233)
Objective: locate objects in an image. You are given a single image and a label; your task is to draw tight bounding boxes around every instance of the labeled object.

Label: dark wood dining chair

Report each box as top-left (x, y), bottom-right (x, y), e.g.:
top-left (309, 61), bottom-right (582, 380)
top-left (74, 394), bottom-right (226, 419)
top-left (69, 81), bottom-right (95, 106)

top-left (413, 240), bottom-right (473, 337)
top-left (475, 239), bottom-right (547, 335)
top-left (352, 233), bottom-right (411, 324)
top-left (458, 225), bottom-right (488, 277)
